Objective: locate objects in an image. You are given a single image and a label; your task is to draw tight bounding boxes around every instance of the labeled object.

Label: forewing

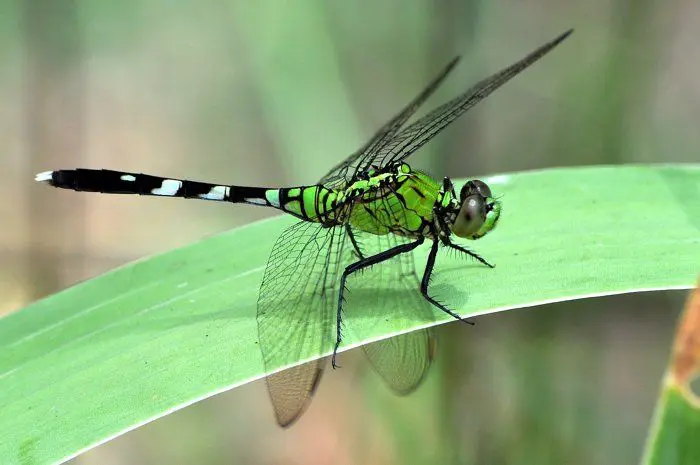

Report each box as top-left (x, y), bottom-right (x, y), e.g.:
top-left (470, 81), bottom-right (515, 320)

top-left (347, 185), bottom-right (436, 394)
top-left (359, 233), bottom-right (437, 395)
top-left (257, 220), bottom-right (347, 426)
top-left (367, 30), bottom-right (572, 169)
top-left (319, 56), bottom-right (460, 188)
top-left (265, 363), bottom-right (324, 427)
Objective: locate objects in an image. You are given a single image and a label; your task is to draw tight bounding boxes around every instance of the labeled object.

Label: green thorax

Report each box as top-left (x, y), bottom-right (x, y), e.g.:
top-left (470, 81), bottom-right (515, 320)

top-left (279, 163), bottom-right (452, 238)
top-left (348, 163), bottom-right (441, 237)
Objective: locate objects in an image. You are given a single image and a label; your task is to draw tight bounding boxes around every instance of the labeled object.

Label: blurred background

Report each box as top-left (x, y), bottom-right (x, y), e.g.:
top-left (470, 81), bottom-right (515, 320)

top-left (1, 0), bottom-right (699, 463)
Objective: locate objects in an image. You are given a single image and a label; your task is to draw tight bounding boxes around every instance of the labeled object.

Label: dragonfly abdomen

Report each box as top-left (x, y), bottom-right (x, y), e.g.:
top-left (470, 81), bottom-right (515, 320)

top-left (35, 168), bottom-right (343, 222)
top-left (276, 185), bottom-right (343, 223)
top-left (36, 168), bottom-right (274, 204)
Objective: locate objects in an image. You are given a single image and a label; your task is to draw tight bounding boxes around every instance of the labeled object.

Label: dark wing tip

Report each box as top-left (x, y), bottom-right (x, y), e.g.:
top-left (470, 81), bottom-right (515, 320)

top-left (527, 28), bottom-right (574, 62)
top-left (554, 28), bottom-right (574, 44)
top-left (446, 55), bottom-right (461, 70)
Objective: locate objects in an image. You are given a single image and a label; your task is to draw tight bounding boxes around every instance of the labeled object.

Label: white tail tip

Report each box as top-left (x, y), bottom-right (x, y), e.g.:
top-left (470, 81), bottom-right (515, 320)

top-left (35, 171), bottom-right (54, 182)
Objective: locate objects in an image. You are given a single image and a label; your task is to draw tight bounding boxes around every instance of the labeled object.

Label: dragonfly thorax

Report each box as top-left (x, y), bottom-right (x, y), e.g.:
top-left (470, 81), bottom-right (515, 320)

top-left (341, 163), bottom-right (442, 238)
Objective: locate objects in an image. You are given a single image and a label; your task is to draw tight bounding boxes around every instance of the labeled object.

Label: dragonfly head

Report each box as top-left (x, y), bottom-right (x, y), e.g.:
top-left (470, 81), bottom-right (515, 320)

top-left (451, 179), bottom-right (501, 240)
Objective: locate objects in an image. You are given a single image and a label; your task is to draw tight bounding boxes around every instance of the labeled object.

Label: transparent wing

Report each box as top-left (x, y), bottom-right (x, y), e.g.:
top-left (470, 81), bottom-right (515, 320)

top-left (319, 56), bottom-right (461, 189)
top-left (360, 29), bottom-right (573, 171)
top-left (346, 185), bottom-right (437, 394)
top-left (257, 220), bottom-right (347, 426)
top-left (358, 231), bottom-right (437, 395)
top-left (362, 329), bottom-right (436, 395)
top-left (264, 363), bottom-right (324, 427)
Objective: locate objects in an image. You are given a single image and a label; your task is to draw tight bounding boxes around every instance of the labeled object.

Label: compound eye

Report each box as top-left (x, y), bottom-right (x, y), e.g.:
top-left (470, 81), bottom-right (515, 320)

top-left (452, 194), bottom-right (486, 238)
top-left (460, 179), bottom-right (492, 202)
top-left (471, 180), bottom-right (492, 198)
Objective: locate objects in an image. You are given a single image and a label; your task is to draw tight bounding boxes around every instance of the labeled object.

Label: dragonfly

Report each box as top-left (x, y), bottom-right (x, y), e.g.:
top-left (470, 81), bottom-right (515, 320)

top-left (36, 29), bottom-right (571, 426)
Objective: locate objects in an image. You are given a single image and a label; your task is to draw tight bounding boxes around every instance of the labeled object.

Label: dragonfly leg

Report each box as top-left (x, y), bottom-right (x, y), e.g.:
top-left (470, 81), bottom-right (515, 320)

top-left (333, 237), bottom-right (425, 368)
top-left (442, 237), bottom-right (495, 268)
top-left (421, 239), bottom-right (475, 325)
top-left (345, 225), bottom-right (365, 259)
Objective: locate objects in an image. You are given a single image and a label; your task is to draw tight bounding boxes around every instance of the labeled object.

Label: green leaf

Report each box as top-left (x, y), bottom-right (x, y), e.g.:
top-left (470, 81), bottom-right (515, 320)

top-left (642, 283), bottom-right (700, 465)
top-left (1, 164), bottom-right (699, 464)
top-left (644, 385), bottom-right (700, 465)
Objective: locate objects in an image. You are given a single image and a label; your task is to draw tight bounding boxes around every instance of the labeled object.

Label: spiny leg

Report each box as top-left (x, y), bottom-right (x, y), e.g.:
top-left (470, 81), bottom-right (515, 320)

top-left (421, 239), bottom-right (474, 325)
top-left (442, 236), bottom-right (495, 268)
top-left (333, 237), bottom-right (424, 368)
top-left (346, 225), bottom-right (365, 259)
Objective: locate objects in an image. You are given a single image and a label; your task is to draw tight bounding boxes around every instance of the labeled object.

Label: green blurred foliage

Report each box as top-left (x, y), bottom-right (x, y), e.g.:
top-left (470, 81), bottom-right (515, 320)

top-left (1, 0), bottom-right (698, 463)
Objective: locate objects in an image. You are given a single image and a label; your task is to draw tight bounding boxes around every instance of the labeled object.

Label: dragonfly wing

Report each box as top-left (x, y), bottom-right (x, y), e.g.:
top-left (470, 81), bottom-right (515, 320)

top-left (347, 183), bottom-right (437, 393)
top-left (368, 30), bottom-right (572, 170)
top-left (362, 328), bottom-right (436, 395)
top-left (257, 220), bottom-right (347, 426)
top-left (319, 56), bottom-right (460, 188)
top-left (354, 230), bottom-right (437, 394)
top-left (265, 359), bottom-right (325, 427)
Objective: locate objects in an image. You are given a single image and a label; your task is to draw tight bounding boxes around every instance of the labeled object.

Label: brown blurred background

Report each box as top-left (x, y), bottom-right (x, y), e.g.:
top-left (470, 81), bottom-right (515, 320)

top-left (2, 0), bottom-right (699, 463)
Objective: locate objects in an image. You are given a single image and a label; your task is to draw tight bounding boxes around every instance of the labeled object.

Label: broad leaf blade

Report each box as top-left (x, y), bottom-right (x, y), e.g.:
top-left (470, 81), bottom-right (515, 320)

top-left (0, 164), bottom-right (698, 464)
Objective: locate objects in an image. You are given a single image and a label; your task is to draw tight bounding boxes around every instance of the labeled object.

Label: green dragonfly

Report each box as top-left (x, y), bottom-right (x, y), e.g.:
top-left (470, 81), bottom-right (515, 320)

top-left (36, 30), bottom-right (571, 426)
